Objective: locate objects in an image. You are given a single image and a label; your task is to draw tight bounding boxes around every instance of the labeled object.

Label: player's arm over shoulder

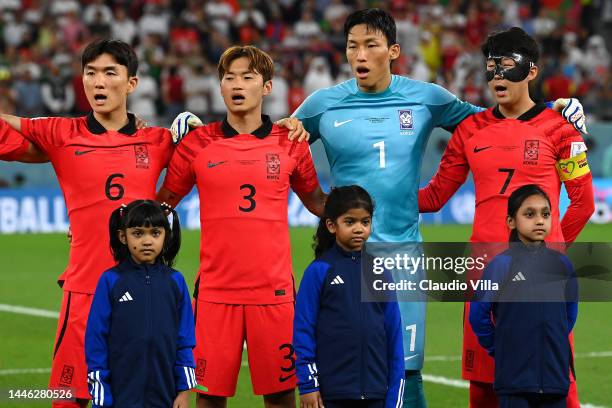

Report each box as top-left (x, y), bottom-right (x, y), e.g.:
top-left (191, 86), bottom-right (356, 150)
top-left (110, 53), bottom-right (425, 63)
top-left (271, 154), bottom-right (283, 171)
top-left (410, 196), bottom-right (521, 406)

top-left (158, 125), bottom-right (213, 207)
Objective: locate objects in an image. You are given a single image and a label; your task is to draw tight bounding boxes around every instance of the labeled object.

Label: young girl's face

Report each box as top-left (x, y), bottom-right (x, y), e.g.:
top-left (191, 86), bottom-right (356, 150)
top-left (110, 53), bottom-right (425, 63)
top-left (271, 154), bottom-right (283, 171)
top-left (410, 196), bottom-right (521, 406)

top-left (118, 225), bottom-right (166, 264)
top-left (507, 194), bottom-right (551, 244)
top-left (326, 207), bottom-right (372, 252)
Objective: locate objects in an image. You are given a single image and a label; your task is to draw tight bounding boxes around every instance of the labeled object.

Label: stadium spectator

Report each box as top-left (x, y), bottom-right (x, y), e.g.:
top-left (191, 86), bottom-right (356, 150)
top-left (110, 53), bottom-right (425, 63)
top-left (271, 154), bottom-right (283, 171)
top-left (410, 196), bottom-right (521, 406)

top-left (112, 7), bottom-right (137, 45)
top-left (303, 56), bottom-right (334, 97)
top-left (13, 66), bottom-right (44, 117)
top-left (162, 66), bottom-right (186, 123)
top-left (41, 63), bottom-right (75, 115)
top-left (83, 0), bottom-right (113, 27)
top-left (130, 63), bottom-right (159, 124)
top-left (183, 64), bottom-right (212, 121)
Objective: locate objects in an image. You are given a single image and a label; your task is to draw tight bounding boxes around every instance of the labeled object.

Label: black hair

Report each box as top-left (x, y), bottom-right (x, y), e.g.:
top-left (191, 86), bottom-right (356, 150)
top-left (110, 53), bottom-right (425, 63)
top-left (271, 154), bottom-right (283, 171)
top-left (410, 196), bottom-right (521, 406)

top-left (109, 200), bottom-right (181, 266)
top-left (82, 38), bottom-right (139, 77)
top-left (481, 27), bottom-right (540, 63)
top-left (507, 184), bottom-right (551, 242)
top-left (314, 185), bottom-right (374, 258)
top-left (344, 8), bottom-right (397, 47)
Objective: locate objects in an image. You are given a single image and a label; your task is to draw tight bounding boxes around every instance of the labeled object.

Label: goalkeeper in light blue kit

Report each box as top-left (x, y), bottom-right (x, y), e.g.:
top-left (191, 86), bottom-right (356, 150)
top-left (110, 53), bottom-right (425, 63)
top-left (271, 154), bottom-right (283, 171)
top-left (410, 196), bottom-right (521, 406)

top-left (290, 9), bottom-right (586, 408)
top-left (170, 9), bottom-right (585, 407)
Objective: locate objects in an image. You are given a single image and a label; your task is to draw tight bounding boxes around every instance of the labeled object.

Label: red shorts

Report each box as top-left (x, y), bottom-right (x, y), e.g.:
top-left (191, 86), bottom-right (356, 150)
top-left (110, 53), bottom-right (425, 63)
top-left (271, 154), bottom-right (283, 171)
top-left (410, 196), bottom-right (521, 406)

top-left (49, 291), bottom-right (94, 406)
top-left (193, 301), bottom-right (297, 397)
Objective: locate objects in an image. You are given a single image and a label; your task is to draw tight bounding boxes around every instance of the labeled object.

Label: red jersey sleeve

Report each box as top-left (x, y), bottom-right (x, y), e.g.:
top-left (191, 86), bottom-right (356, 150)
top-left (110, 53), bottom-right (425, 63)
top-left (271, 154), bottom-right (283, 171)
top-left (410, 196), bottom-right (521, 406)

top-left (162, 128), bottom-right (203, 198)
top-left (289, 141), bottom-right (319, 194)
top-left (419, 122), bottom-right (470, 212)
top-left (20, 117), bottom-right (68, 153)
top-left (552, 124), bottom-right (594, 243)
top-left (0, 120), bottom-right (29, 161)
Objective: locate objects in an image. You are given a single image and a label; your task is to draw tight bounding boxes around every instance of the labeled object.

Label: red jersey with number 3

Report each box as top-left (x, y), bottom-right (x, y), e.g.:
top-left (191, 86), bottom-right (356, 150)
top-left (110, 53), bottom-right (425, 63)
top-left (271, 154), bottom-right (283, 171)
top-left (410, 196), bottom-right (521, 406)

top-left (20, 114), bottom-right (173, 293)
top-left (162, 117), bottom-right (319, 305)
top-left (420, 104), bottom-right (592, 244)
top-left (0, 119), bottom-right (29, 160)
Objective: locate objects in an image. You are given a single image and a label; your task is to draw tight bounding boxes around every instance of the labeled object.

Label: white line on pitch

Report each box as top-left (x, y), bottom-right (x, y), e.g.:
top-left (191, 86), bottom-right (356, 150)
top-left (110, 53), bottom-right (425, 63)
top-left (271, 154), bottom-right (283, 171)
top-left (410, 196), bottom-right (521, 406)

top-left (421, 374), bottom-right (469, 388)
top-left (0, 368), bottom-right (51, 376)
top-left (0, 365), bottom-right (609, 407)
top-left (425, 351), bottom-right (612, 362)
top-left (0, 304), bottom-right (59, 319)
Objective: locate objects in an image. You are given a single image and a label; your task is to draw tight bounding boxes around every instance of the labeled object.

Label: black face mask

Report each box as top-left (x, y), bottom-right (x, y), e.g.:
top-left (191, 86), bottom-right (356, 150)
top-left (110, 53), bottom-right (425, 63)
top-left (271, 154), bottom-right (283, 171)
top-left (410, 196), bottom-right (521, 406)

top-left (485, 52), bottom-right (534, 82)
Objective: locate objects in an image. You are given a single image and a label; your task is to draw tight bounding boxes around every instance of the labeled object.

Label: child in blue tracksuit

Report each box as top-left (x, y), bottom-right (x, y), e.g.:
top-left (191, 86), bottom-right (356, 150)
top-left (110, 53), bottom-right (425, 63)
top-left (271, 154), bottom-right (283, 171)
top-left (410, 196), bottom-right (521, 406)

top-left (470, 185), bottom-right (578, 408)
top-left (85, 200), bottom-right (196, 408)
top-left (294, 185), bottom-right (404, 408)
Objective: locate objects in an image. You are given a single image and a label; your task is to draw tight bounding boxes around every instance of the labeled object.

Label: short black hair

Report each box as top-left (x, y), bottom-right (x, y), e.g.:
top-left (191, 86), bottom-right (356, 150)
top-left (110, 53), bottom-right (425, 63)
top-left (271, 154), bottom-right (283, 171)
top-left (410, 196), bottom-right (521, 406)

top-left (481, 27), bottom-right (540, 63)
top-left (82, 38), bottom-right (139, 77)
top-left (344, 8), bottom-right (397, 47)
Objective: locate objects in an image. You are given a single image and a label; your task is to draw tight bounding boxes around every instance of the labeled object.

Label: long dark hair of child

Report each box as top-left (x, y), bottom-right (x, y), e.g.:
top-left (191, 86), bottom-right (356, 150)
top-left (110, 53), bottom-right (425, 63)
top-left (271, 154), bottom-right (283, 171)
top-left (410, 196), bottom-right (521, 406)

top-left (109, 200), bottom-right (181, 266)
top-left (507, 184), bottom-right (551, 242)
top-left (313, 185), bottom-right (374, 258)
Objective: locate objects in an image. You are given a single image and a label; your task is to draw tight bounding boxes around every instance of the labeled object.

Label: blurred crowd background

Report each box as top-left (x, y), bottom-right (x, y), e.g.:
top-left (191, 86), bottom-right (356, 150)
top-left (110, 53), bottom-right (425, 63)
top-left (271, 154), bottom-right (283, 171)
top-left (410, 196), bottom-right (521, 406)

top-left (0, 0), bottom-right (610, 126)
top-left (0, 0), bottom-right (611, 188)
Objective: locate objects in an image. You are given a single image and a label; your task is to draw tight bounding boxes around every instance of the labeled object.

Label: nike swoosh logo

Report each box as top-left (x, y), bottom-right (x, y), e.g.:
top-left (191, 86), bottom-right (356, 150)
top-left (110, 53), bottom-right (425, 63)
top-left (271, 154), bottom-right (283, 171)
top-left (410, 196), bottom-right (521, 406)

top-left (75, 149), bottom-right (96, 156)
top-left (473, 146), bottom-right (492, 153)
top-left (207, 160), bottom-right (227, 168)
top-left (334, 119), bottom-right (353, 127)
top-left (278, 372), bottom-right (296, 383)
top-left (404, 354), bottom-right (419, 361)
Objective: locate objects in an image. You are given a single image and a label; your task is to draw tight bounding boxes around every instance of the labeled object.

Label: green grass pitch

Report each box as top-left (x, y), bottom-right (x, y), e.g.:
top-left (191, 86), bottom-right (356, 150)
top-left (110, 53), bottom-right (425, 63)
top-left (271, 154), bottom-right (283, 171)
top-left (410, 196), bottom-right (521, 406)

top-left (0, 224), bottom-right (611, 407)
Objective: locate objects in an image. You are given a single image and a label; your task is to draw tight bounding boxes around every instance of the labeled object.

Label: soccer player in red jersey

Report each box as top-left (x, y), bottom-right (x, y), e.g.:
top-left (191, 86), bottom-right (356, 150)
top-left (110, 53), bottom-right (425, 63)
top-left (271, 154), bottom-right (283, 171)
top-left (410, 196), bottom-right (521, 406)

top-left (157, 46), bottom-right (326, 408)
top-left (0, 39), bottom-right (176, 408)
top-left (418, 28), bottom-right (594, 408)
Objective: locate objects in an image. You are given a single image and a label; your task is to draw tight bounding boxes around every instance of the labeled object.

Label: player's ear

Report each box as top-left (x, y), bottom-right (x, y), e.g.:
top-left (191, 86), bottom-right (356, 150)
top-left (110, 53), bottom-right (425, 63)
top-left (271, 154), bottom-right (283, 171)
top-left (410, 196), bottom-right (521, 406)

top-left (263, 79), bottom-right (272, 96)
top-left (527, 65), bottom-right (538, 82)
top-left (389, 43), bottom-right (401, 62)
top-left (325, 218), bottom-right (337, 234)
top-left (126, 75), bottom-right (138, 95)
top-left (117, 229), bottom-right (127, 245)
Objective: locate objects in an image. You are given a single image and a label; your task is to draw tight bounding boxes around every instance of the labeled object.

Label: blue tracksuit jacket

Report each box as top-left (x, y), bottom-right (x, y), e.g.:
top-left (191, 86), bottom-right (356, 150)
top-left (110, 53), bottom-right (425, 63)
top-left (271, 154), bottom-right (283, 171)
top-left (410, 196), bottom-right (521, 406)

top-left (469, 243), bottom-right (578, 396)
top-left (85, 259), bottom-right (196, 407)
top-left (293, 243), bottom-right (404, 407)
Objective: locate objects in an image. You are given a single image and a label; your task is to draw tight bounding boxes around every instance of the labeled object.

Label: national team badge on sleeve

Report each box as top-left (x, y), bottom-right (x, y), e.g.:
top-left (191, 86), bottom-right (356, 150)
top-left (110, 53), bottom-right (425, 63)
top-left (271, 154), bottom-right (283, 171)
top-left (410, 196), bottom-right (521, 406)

top-left (134, 145), bottom-right (150, 169)
top-left (398, 110), bottom-right (413, 130)
top-left (266, 153), bottom-right (280, 180)
top-left (59, 365), bottom-right (74, 386)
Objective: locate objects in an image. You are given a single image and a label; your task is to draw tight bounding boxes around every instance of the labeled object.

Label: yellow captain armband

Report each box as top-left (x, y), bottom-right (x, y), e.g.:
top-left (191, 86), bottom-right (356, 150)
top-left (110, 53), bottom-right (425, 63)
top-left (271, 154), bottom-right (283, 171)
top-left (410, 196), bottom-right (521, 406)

top-left (556, 152), bottom-right (590, 181)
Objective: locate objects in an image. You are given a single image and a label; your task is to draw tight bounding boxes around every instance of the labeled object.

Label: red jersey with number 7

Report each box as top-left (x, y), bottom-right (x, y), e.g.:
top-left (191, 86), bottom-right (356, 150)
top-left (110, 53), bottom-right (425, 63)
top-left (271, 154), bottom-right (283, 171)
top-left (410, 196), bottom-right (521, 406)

top-left (419, 104), bottom-right (593, 244)
top-left (19, 114), bottom-right (173, 293)
top-left (162, 117), bottom-right (320, 305)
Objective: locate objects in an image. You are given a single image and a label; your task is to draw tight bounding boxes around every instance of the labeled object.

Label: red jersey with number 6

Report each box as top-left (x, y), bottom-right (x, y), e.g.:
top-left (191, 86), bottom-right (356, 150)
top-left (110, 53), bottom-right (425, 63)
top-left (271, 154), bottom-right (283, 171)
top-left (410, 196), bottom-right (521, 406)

top-left (20, 114), bottom-right (173, 293)
top-left (162, 117), bottom-right (319, 305)
top-left (419, 104), bottom-right (593, 244)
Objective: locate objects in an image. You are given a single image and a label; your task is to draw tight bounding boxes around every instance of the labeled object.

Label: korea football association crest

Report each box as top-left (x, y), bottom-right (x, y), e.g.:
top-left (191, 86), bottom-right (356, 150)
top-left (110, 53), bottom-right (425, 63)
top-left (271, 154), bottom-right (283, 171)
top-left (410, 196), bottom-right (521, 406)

top-left (134, 145), bottom-right (150, 169)
top-left (523, 140), bottom-right (539, 165)
top-left (266, 153), bottom-right (280, 180)
top-left (398, 109), bottom-right (414, 135)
